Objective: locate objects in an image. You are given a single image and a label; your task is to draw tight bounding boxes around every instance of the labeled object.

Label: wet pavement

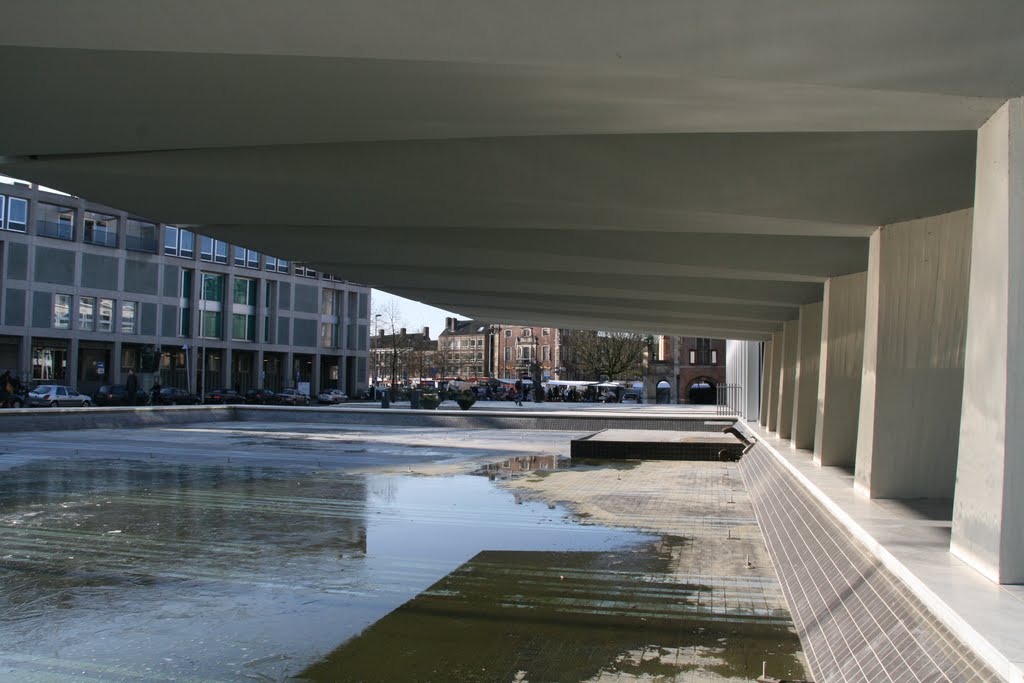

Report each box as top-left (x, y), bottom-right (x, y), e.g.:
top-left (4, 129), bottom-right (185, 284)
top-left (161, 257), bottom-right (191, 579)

top-left (0, 423), bottom-right (808, 682)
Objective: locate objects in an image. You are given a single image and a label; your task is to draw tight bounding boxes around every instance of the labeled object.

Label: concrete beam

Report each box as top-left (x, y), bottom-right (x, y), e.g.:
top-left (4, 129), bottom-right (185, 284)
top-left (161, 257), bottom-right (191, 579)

top-left (791, 301), bottom-right (823, 450)
top-left (952, 98), bottom-right (1024, 584)
top-left (854, 210), bottom-right (971, 499)
top-left (813, 272), bottom-right (867, 467)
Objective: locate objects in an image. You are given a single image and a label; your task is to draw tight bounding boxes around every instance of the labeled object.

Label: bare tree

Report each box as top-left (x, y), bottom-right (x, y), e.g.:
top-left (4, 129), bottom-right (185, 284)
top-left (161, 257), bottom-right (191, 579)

top-left (432, 337), bottom-right (457, 380)
top-left (562, 330), bottom-right (648, 380)
top-left (373, 299), bottom-right (408, 389)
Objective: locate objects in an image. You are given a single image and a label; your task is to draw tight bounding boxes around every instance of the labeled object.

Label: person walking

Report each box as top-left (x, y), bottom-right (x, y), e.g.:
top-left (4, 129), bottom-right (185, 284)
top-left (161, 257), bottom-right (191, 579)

top-left (125, 369), bottom-right (138, 406)
top-left (514, 378), bottom-right (523, 406)
top-left (150, 380), bottom-right (162, 406)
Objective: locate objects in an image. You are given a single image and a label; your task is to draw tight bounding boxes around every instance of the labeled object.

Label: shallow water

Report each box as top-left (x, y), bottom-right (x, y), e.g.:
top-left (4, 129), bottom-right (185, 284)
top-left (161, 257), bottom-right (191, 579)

top-left (0, 454), bottom-right (806, 682)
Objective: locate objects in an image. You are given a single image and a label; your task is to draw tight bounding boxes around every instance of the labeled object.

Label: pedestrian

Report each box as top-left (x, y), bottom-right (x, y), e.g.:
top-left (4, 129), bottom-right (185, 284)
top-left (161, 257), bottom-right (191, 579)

top-left (514, 378), bottom-right (523, 406)
top-left (126, 369), bottom-right (138, 406)
top-left (150, 380), bottom-right (162, 406)
top-left (0, 369), bottom-right (12, 408)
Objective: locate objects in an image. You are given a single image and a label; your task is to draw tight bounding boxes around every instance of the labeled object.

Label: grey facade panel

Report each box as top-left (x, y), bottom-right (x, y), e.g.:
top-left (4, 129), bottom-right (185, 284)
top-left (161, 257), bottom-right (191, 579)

top-left (161, 304), bottom-right (177, 338)
top-left (279, 282), bottom-right (291, 310)
top-left (124, 259), bottom-right (159, 295)
top-left (7, 243), bottom-right (28, 281)
top-left (34, 246), bottom-right (76, 285)
top-left (277, 317), bottom-right (290, 345)
top-left (80, 253), bottom-right (120, 291)
top-left (32, 291), bottom-right (52, 328)
top-left (163, 265), bottom-right (179, 298)
top-left (293, 284), bottom-right (317, 314)
top-left (4, 288), bottom-right (26, 326)
top-left (140, 303), bottom-right (157, 336)
top-left (293, 318), bottom-right (316, 348)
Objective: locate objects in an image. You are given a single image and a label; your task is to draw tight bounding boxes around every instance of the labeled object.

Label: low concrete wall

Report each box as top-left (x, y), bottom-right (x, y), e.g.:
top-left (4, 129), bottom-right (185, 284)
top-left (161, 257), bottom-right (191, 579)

top-left (0, 405), bottom-right (235, 432)
top-left (234, 405), bottom-right (734, 432)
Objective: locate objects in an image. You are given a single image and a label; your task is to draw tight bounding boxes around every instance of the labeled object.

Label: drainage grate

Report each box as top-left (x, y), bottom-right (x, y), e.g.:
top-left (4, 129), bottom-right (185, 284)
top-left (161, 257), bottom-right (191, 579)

top-left (739, 444), bottom-right (1002, 683)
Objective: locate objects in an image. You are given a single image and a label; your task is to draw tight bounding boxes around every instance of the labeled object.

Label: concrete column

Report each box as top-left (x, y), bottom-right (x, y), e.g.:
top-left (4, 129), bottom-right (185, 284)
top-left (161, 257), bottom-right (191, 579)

top-left (814, 272), bottom-right (867, 467)
top-left (854, 209), bottom-right (972, 499)
top-left (284, 351), bottom-right (294, 389)
top-left (726, 339), bottom-right (762, 422)
top-left (311, 352), bottom-right (322, 395)
top-left (223, 347), bottom-right (233, 391)
top-left (791, 302), bottom-right (823, 450)
top-left (759, 339), bottom-right (773, 426)
top-left (776, 319), bottom-right (799, 440)
top-left (67, 338), bottom-right (79, 386)
top-left (952, 98), bottom-right (1024, 584)
top-left (111, 340), bottom-right (123, 384)
top-left (338, 354), bottom-right (348, 393)
top-left (18, 337), bottom-right (31, 385)
top-left (186, 344), bottom-right (197, 395)
top-left (255, 349), bottom-right (265, 389)
top-left (766, 331), bottom-right (784, 431)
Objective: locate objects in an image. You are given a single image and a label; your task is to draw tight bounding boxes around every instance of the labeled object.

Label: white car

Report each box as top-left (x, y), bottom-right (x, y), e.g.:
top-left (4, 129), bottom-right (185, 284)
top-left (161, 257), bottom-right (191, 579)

top-left (26, 385), bottom-right (93, 407)
top-left (318, 389), bottom-right (348, 404)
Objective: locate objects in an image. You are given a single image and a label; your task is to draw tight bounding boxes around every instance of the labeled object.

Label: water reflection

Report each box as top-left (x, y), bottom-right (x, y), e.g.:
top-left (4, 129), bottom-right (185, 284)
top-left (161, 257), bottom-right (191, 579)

top-left (0, 457), bottom-right (643, 681)
top-left (473, 454), bottom-right (572, 481)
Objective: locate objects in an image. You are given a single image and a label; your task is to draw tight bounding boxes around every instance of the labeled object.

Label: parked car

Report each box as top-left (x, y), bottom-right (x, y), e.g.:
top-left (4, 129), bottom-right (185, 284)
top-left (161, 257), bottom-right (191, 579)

top-left (317, 389), bottom-right (348, 404)
top-left (275, 388), bottom-right (310, 406)
top-left (27, 384), bottom-right (93, 407)
top-left (154, 387), bottom-right (201, 405)
top-left (620, 391), bottom-right (641, 404)
top-left (92, 384), bottom-right (151, 406)
top-left (244, 388), bottom-right (279, 405)
top-left (203, 388), bottom-right (245, 405)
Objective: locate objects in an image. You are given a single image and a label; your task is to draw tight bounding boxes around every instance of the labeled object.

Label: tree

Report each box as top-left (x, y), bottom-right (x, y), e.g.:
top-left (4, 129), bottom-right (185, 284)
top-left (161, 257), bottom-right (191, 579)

top-left (562, 330), bottom-right (648, 380)
top-left (373, 299), bottom-right (409, 389)
top-left (432, 337), bottom-right (458, 380)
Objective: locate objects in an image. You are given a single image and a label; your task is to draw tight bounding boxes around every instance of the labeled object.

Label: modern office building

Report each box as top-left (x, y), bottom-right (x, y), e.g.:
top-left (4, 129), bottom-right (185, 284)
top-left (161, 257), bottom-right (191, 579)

top-left (0, 180), bottom-right (371, 397)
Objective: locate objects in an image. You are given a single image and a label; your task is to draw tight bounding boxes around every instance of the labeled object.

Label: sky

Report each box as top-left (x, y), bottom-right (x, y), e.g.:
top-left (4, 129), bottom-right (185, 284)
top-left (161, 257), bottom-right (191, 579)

top-left (370, 289), bottom-right (467, 338)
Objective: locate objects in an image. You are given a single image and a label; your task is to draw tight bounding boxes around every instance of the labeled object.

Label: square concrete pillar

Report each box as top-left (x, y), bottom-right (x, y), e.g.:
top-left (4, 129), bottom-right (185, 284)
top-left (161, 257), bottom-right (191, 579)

top-left (854, 210), bottom-right (972, 499)
top-left (760, 339), bottom-right (773, 426)
top-left (776, 319), bottom-right (799, 440)
top-left (952, 98), bottom-right (1024, 584)
top-left (814, 272), bottom-right (867, 467)
top-left (766, 331), bottom-right (784, 431)
top-left (791, 302), bottom-right (823, 450)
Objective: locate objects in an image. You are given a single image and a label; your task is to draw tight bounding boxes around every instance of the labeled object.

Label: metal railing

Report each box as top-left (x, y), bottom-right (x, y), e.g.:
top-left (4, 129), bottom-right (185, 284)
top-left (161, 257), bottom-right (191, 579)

top-left (716, 383), bottom-right (743, 416)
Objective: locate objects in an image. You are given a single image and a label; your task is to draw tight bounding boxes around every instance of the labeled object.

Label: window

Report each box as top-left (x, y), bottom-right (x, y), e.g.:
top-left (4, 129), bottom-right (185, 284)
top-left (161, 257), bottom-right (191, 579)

top-left (37, 204), bottom-right (74, 240)
top-left (358, 292), bottom-right (368, 318)
top-left (78, 296), bottom-right (96, 330)
top-left (53, 294), bottom-right (71, 329)
top-left (83, 211), bottom-right (118, 247)
top-left (543, 346), bottom-right (551, 362)
top-left (201, 273), bottom-right (224, 302)
top-left (504, 329), bottom-right (512, 338)
top-left (121, 301), bottom-right (138, 334)
top-left (125, 219), bottom-right (157, 252)
top-left (179, 270), bottom-right (193, 337)
top-left (165, 226), bottom-right (195, 258)
top-left (542, 328), bottom-right (550, 336)
top-left (201, 310), bottom-right (223, 339)
top-left (320, 322), bottom-right (337, 348)
top-left (295, 264), bottom-right (317, 278)
top-left (5, 197), bottom-right (27, 232)
top-left (98, 298), bottom-right (114, 332)
top-left (519, 345), bottom-right (532, 361)
top-left (231, 313), bottom-right (255, 341)
top-left (233, 246), bottom-right (260, 268)
top-left (233, 277), bottom-right (256, 306)
top-left (265, 256), bottom-right (277, 272)
top-left (321, 289), bottom-right (336, 316)
top-left (265, 256), bottom-right (290, 273)
top-left (199, 236), bottom-right (228, 263)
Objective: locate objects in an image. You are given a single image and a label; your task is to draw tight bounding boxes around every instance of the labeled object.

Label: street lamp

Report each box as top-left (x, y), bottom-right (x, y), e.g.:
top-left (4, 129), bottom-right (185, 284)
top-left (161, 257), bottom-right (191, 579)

top-left (373, 313), bottom-right (382, 386)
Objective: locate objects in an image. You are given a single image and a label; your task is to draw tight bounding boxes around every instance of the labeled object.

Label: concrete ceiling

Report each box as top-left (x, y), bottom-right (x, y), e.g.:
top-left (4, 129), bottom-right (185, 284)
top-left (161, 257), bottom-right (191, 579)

top-left (2, 1), bottom-right (1021, 339)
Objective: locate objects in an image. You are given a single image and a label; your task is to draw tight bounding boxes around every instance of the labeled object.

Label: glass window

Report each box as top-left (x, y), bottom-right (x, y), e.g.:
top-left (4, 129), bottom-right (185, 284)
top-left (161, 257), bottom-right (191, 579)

top-left (358, 292), bottom-right (369, 318)
top-left (247, 250), bottom-right (259, 269)
top-left (84, 212), bottom-right (118, 247)
top-left (164, 225), bottom-right (179, 255)
top-left (543, 346), bottom-right (551, 362)
top-left (98, 298), bottom-right (114, 332)
top-left (125, 219), bottom-right (157, 252)
top-left (201, 310), bottom-right (222, 339)
top-left (265, 256), bottom-right (277, 272)
top-left (504, 329), bottom-right (512, 338)
top-left (542, 328), bottom-right (550, 336)
top-left (321, 289), bottom-right (336, 316)
top-left (231, 313), bottom-right (255, 341)
top-left (53, 294), bottom-right (71, 329)
top-left (201, 273), bottom-right (224, 302)
top-left (179, 306), bottom-right (191, 337)
top-left (214, 240), bottom-right (228, 264)
top-left (0, 194), bottom-right (4, 228)
top-left (277, 258), bottom-right (289, 273)
top-left (522, 328), bottom-right (530, 337)
top-left (121, 301), bottom-right (137, 334)
top-left (180, 269), bottom-right (193, 299)
top-left (78, 296), bottom-right (96, 330)
top-left (233, 245), bottom-right (246, 267)
top-left (6, 197), bottom-right (27, 232)
top-left (179, 229), bottom-right (194, 258)
top-left (320, 322), bottom-right (337, 348)
top-left (504, 347), bottom-right (512, 362)
top-left (200, 235), bottom-right (214, 261)
top-left (37, 204), bottom-right (74, 240)
top-left (233, 277), bottom-right (256, 306)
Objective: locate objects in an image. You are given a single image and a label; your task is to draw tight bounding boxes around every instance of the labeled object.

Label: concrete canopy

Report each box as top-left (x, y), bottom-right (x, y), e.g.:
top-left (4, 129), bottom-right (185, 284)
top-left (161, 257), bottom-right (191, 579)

top-left (2, 1), bottom-right (1021, 338)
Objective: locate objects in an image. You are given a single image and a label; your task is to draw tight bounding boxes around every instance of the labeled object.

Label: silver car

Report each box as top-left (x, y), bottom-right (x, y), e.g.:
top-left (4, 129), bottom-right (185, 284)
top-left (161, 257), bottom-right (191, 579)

top-left (26, 384), bottom-right (93, 407)
top-left (317, 389), bottom-right (348, 404)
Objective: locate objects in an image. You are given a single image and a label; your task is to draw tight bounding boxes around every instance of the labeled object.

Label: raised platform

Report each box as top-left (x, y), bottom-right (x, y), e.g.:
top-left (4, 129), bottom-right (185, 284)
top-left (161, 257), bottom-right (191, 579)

top-left (571, 428), bottom-right (744, 460)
